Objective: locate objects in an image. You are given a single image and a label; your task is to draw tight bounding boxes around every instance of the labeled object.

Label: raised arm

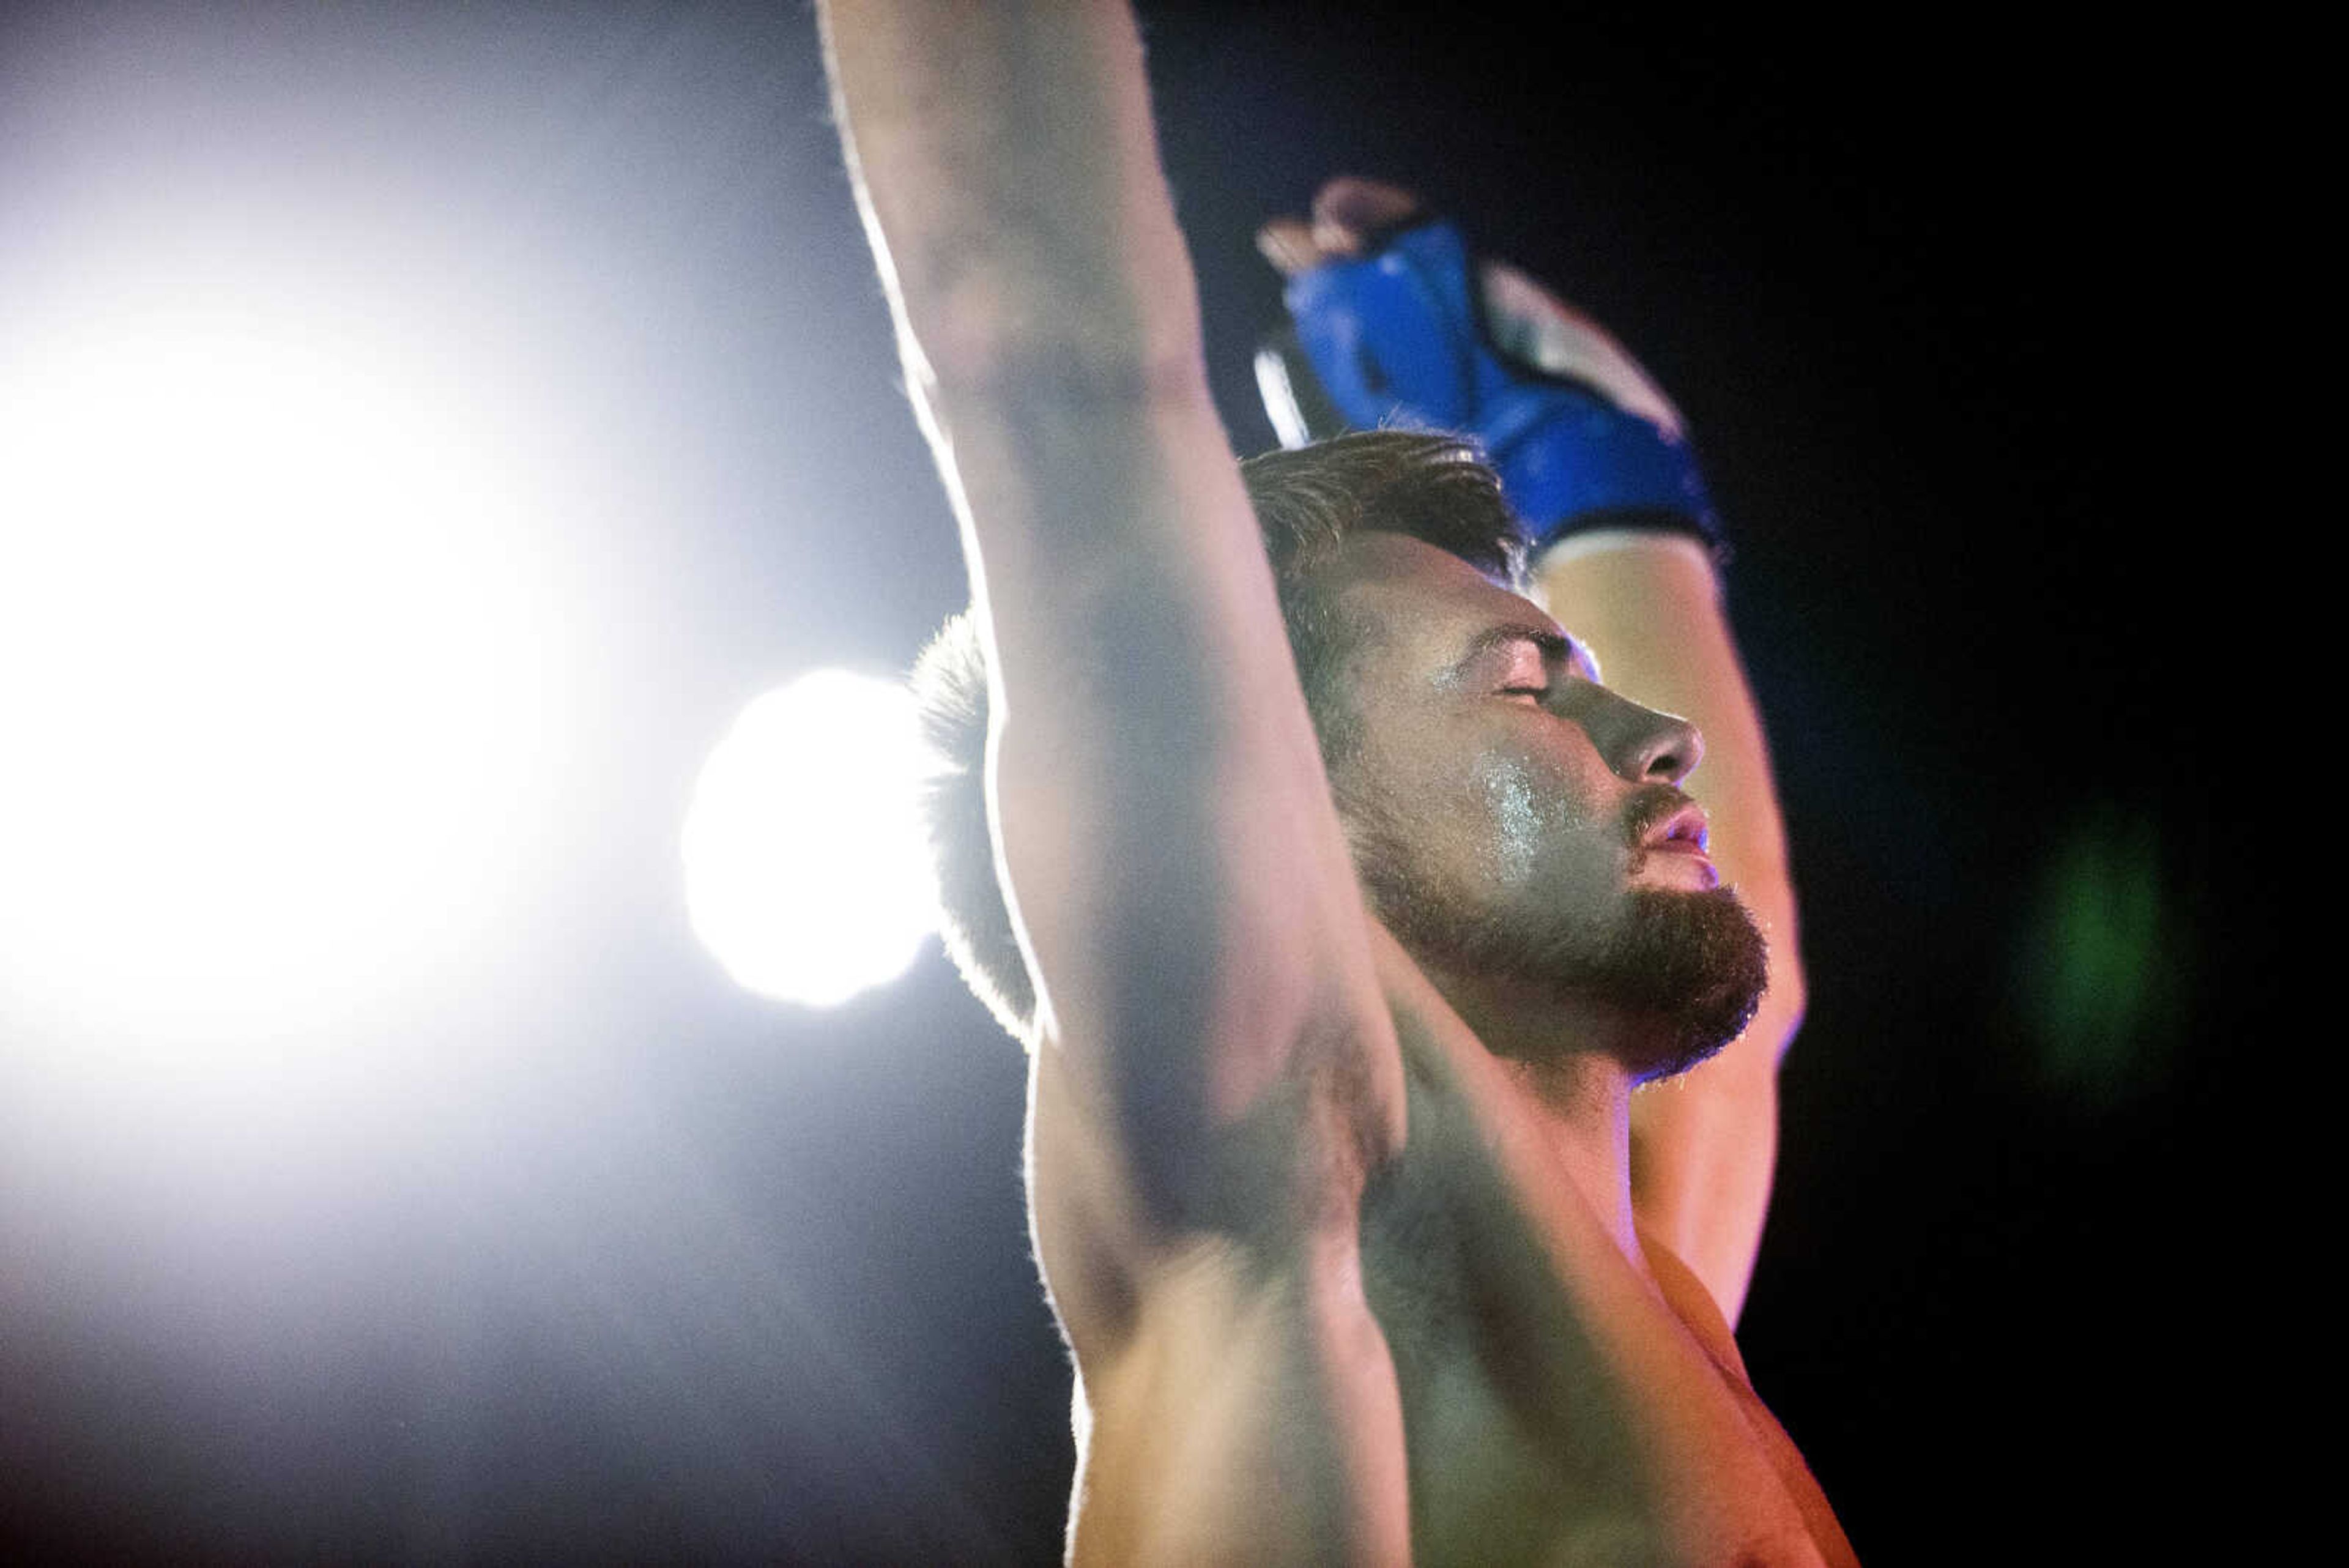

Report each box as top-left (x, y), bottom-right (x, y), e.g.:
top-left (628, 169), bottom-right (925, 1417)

top-left (820, 6), bottom-right (1408, 1561)
top-left (1496, 273), bottom-right (1800, 1327)
top-left (1538, 535), bottom-right (1798, 1327)
top-left (1260, 180), bottom-right (1800, 1322)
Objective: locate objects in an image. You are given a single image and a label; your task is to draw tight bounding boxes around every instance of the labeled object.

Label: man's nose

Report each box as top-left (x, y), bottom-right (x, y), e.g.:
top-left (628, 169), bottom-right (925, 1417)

top-left (1583, 685), bottom-right (1704, 786)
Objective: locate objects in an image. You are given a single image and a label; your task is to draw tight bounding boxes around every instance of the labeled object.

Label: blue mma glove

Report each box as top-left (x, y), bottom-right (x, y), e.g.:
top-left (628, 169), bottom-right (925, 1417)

top-left (1266, 220), bottom-right (1720, 551)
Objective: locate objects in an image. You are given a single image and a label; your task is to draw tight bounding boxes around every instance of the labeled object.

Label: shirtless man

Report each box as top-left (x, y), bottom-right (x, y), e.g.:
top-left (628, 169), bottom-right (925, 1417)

top-left (822, 4), bottom-right (1856, 1561)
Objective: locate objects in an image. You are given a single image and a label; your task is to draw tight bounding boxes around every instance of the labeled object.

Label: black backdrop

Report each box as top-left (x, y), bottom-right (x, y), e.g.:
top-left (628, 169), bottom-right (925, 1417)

top-left (0, 3), bottom-right (2234, 1561)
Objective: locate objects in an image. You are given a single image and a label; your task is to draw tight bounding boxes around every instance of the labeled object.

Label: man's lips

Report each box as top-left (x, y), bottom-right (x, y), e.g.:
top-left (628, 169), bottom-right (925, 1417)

top-left (1638, 801), bottom-right (1712, 855)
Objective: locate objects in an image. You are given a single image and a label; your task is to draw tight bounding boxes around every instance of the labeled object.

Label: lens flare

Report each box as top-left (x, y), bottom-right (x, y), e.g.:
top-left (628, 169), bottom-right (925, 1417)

top-left (682, 670), bottom-right (939, 1008)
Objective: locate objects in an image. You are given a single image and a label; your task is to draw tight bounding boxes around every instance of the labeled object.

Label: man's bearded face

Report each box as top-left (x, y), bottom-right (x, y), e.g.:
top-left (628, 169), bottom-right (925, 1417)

top-left (1317, 533), bottom-right (1768, 1080)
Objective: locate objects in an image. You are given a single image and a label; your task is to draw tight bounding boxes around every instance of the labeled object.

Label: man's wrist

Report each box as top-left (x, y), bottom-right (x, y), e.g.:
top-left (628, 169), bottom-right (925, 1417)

top-left (1277, 218), bottom-right (1723, 554)
top-left (1536, 523), bottom-right (1721, 573)
top-left (1489, 408), bottom-right (1719, 554)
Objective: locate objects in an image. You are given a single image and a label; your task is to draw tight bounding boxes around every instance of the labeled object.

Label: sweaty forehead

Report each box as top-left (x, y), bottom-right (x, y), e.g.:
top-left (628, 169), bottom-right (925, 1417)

top-left (1323, 530), bottom-right (1599, 679)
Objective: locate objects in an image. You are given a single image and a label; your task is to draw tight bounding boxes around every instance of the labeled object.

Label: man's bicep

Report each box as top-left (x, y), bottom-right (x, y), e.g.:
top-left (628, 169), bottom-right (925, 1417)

top-left (944, 374), bottom-right (1402, 1240)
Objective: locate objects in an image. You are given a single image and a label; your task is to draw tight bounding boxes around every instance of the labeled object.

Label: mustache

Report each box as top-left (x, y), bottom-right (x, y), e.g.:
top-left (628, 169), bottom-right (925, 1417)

top-left (1623, 784), bottom-right (1698, 846)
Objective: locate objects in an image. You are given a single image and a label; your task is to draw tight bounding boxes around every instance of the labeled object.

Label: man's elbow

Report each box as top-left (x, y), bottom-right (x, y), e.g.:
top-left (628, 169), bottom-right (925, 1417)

top-left (886, 229), bottom-right (1208, 400)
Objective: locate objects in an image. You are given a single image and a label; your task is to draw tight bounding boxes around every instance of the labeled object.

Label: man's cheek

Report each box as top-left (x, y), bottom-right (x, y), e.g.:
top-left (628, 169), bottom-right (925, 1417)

top-left (1475, 756), bottom-right (1547, 888)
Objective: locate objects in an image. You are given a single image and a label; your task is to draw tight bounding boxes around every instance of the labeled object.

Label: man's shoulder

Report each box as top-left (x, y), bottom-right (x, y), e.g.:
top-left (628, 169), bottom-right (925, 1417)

top-left (1640, 1225), bottom-right (1753, 1382)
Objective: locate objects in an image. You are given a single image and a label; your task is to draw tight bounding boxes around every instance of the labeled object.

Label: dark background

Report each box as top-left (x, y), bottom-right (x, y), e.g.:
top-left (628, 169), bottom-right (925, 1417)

top-left (0, 2), bottom-right (2231, 1561)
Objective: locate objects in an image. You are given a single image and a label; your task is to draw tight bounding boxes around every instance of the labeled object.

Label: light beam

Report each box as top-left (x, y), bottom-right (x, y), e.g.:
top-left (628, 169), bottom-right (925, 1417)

top-left (0, 294), bottom-right (567, 1057)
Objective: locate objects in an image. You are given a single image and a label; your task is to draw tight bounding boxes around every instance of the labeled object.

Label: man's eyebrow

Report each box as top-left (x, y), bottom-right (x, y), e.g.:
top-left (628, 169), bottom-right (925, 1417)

top-left (1458, 623), bottom-right (1599, 679)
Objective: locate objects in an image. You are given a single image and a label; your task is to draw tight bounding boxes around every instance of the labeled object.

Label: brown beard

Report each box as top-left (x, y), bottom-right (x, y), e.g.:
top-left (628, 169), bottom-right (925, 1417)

top-left (1365, 872), bottom-right (1769, 1082)
top-left (1581, 886), bottom-right (1770, 1080)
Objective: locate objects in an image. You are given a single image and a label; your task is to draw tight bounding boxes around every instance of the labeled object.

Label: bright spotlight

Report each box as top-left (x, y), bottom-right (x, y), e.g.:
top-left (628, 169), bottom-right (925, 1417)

top-left (0, 297), bottom-right (566, 1053)
top-left (681, 669), bottom-right (939, 1008)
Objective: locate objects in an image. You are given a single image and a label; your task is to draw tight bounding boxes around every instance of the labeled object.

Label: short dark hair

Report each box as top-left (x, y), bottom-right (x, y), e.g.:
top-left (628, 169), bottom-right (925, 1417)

top-left (912, 430), bottom-right (1525, 1047)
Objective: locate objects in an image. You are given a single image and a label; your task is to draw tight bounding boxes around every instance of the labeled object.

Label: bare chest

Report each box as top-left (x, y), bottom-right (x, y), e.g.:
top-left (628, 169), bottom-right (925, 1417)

top-left (1360, 1049), bottom-right (1843, 1566)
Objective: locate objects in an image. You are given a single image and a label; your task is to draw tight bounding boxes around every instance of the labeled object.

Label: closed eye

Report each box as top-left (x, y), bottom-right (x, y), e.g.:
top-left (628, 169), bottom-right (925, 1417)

top-left (1458, 623), bottom-right (1578, 704)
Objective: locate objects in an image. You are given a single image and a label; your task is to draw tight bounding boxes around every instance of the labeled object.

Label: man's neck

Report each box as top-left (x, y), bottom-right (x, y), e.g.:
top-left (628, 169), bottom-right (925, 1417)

top-left (1414, 964), bottom-right (1650, 1269)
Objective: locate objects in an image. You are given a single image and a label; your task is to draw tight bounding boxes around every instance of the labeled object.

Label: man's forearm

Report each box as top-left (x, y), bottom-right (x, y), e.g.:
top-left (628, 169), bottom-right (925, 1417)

top-left (821, 0), bottom-right (1204, 394)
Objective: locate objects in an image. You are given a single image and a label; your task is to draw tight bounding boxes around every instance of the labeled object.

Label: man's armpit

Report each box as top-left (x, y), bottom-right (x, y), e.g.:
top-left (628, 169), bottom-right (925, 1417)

top-left (1026, 1011), bottom-right (1393, 1361)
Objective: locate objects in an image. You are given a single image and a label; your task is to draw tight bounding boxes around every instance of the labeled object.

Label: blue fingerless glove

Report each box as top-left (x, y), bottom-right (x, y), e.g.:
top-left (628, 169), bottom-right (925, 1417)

top-left (1279, 221), bottom-right (1719, 551)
